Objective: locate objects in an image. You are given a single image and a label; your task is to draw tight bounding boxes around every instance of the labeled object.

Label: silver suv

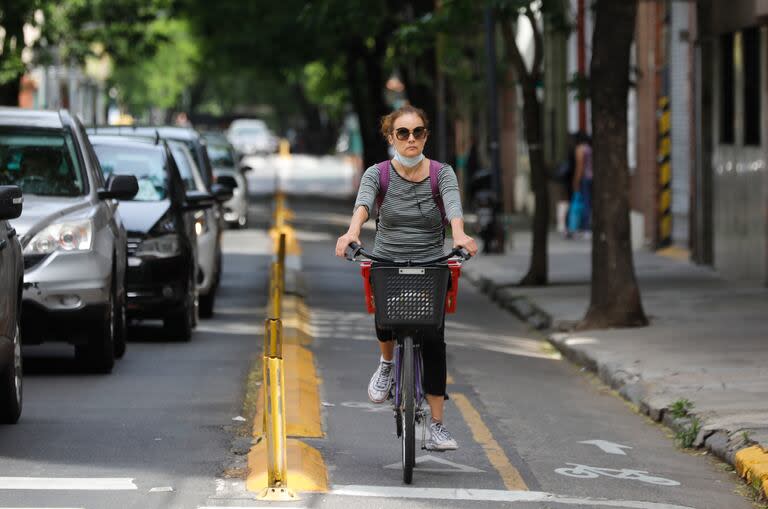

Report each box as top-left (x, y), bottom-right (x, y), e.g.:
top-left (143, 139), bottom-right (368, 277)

top-left (0, 108), bottom-right (137, 373)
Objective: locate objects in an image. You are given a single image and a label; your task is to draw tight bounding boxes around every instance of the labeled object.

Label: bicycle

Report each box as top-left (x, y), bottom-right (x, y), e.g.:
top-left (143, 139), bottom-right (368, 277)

top-left (344, 242), bottom-right (471, 484)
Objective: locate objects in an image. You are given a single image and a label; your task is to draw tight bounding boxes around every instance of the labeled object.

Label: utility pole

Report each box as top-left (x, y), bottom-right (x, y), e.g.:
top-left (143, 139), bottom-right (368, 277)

top-left (484, 6), bottom-right (505, 253)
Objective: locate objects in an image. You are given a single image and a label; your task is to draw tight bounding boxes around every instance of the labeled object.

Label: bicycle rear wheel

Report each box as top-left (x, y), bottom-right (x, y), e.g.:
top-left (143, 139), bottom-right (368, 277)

top-left (401, 335), bottom-right (415, 484)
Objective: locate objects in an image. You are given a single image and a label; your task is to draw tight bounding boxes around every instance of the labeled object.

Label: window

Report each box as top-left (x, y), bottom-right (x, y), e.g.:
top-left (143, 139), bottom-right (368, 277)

top-left (720, 33), bottom-right (735, 144)
top-left (743, 27), bottom-right (761, 146)
top-left (93, 144), bottom-right (168, 201)
top-left (0, 130), bottom-right (86, 197)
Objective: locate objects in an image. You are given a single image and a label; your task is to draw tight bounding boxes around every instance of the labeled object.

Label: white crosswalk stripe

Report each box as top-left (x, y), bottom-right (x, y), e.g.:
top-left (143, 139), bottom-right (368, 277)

top-left (0, 477), bottom-right (137, 490)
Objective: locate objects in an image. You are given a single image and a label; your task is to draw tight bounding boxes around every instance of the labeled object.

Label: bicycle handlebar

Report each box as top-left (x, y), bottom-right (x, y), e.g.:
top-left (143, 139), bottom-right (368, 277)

top-left (344, 242), bottom-right (471, 265)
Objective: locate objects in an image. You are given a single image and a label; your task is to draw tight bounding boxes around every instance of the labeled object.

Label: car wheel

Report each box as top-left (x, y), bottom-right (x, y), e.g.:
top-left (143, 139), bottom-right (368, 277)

top-left (0, 323), bottom-right (23, 424)
top-left (76, 285), bottom-right (115, 374)
top-left (164, 275), bottom-right (194, 342)
top-left (113, 280), bottom-right (127, 359)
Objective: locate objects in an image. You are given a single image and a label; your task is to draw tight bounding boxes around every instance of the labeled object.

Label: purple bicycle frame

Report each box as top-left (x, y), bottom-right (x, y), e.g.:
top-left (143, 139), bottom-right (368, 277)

top-left (393, 337), bottom-right (424, 410)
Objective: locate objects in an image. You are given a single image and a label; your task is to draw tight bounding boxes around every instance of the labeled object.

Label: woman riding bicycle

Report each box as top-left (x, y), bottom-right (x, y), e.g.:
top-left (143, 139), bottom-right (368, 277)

top-left (335, 105), bottom-right (478, 451)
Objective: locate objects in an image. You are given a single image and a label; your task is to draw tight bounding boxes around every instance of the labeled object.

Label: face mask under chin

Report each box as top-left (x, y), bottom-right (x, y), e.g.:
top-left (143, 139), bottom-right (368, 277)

top-left (393, 149), bottom-right (425, 168)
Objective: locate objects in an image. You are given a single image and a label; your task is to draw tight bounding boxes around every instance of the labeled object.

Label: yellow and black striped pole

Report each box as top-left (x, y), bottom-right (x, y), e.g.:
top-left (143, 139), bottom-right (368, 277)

top-left (657, 96), bottom-right (672, 248)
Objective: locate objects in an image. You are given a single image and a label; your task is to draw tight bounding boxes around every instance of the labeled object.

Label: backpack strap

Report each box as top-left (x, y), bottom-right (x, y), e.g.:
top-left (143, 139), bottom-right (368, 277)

top-left (375, 160), bottom-right (390, 213)
top-left (376, 159), bottom-right (448, 226)
top-left (429, 159), bottom-right (448, 226)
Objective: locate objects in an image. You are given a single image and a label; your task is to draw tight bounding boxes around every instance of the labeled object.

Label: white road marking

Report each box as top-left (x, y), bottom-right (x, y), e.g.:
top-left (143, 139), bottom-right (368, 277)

top-left (149, 486), bottom-right (174, 492)
top-left (579, 440), bottom-right (633, 455)
top-left (555, 464), bottom-right (680, 486)
top-left (339, 401), bottom-right (391, 413)
top-left (383, 455), bottom-right (485, 473)
top-left (0, 477), bottom-right (137, 490)
top-left (330, 485), bottom-right (697, 509)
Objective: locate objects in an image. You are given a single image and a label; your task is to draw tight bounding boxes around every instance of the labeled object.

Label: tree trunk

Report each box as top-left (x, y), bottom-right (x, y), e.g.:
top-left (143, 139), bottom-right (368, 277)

top-left (519, 84), bottom-right (549, 286)
top-left (0, 80), bottom-right (21, 107)
top-left (580, 0), bottom-right (647, 329)
top-left (0, 4), bottom-right (26, 107)
top-left (501, 13), bottom-right (549, 286)
top-left (345, 38), bottom-right (390, 165)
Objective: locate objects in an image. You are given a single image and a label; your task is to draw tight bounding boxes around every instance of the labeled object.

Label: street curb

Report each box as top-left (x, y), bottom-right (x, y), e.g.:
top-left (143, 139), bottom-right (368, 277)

top-left (465, 267), bottom-right (768, 499)
top-left (463, 272), bottom-right (552, 330)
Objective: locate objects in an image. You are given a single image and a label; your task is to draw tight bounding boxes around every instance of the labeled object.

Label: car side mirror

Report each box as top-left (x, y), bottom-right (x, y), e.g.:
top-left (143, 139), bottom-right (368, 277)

top-left (184, 190), bottom-right (214, 211)
top-left (210, 183), bottom-right (233, 203)
top-left (0, 186), bottom-right (23, 220)
top-left (98, 174), bottom-right (139, 200)
top-left (215, 174), bottom-right (238, 189)
top-left (240, 165), bottom-right (253, 173)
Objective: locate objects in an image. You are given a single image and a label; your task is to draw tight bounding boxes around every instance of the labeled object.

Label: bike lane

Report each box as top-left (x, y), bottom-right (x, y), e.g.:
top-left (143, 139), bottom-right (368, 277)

top-left (296, 219), bottom-right (752, 509)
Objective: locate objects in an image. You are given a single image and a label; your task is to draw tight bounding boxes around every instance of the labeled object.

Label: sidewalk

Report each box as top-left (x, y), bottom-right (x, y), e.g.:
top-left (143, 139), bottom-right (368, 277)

top-left (461, 228), bottom-right (768, 491)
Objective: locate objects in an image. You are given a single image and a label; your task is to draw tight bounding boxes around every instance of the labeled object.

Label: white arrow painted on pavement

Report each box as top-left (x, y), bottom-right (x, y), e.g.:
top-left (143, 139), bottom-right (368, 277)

top-left (384, 455), bottom-right (485, 473)
top-left (579, 440), bottom-right (633, 455)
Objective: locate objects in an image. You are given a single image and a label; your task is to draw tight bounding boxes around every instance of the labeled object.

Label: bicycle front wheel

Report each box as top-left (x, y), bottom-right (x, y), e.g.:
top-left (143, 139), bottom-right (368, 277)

top-left (401, 335), bottom-right (415, 484)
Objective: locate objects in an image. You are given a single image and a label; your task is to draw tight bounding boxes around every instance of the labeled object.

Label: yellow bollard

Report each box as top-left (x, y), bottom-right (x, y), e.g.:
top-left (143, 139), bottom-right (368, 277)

top-left (278, 232), bottom-right (286, 290)
top-left (279, 138), bottom-right (291, 158)
top-left (271, 262), bottom-right (282, 319)
top-left (257, 319), bottom-right (298, 501)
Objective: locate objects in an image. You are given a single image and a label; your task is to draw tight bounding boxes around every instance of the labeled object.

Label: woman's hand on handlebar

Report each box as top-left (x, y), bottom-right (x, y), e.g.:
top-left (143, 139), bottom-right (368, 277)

top-left (453, 232), bottom-right (478, 258)
top-left (335, 232), bottom-right (360, 258)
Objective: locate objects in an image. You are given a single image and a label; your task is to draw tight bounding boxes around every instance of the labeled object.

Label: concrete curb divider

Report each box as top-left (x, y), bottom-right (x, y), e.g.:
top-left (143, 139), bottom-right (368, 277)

top-left (465, 269), bottom-right (768, 499)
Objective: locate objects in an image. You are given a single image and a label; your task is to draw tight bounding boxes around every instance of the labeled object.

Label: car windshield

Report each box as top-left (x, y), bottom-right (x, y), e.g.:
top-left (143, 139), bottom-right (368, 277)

top-left (206, 144), bottom-right (235, 167)
top-left (170, 145), bottom-right (204, 192)
top-left (92, 144), bottom-right (168, 201)
top-left (0, 130), bottom-right (86, 197)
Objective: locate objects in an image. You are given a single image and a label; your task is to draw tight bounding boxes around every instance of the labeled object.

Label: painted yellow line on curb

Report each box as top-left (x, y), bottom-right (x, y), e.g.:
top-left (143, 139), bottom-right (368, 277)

top-left (452, 393), bottom-right (528, 491)
top-left (735, 445), bottom-right (768, 497)
top-left (247, 438), bottom-right (328, 493)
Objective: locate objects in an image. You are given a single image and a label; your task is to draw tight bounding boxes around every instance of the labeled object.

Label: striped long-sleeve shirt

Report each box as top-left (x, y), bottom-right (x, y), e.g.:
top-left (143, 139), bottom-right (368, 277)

top-left (353, 161), bottom-right (463, 261)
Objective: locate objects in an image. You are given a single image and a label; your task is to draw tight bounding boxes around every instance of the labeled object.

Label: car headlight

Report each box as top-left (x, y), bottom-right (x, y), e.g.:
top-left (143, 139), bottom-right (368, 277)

top-left (23, 219), bottom-right (93, 255)
top-left (135, 234), bottom-right (181, 258)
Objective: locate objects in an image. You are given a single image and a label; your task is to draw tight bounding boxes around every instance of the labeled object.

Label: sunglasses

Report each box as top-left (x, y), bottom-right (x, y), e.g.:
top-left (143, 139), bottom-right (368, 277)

top-left (394, 126), bottom-right (428, 141)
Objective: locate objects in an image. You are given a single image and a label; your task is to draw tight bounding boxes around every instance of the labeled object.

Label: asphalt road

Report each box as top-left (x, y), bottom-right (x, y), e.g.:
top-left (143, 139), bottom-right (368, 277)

top-left (0, 195), bottom-right (754, 509)
top-left (290, 197), bottom-right (753, 509)
top-left (0, 205), bottom-right (272, 509)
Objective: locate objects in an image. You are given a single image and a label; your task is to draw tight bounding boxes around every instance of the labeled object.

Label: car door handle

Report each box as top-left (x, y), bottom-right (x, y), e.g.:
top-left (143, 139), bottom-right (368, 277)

top-left (7, 228), bottom-right (16, 238)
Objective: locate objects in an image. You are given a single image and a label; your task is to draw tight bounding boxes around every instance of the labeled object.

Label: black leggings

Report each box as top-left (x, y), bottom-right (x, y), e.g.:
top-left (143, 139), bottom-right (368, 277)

top-left (375, 324), bottom-right (447, 397)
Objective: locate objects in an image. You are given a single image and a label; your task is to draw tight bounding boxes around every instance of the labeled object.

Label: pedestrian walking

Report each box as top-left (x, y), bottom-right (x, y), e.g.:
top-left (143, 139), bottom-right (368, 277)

top-left (572, 131), bottom-right (593, 236)
top-left (555, 133), bottom-right (576, 236)
top-left (335, 104), bottom-right (478, 451)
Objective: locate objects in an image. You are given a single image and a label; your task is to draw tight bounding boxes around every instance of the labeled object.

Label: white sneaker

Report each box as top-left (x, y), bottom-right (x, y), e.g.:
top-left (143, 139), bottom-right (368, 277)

top-left (367, 359), bottom-right (394, 404)
top-left (425, 420), bottom-right (458, 451)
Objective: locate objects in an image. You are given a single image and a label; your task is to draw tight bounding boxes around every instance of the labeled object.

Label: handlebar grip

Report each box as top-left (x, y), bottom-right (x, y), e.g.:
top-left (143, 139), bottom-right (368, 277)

top-left (345, 242), bottom-right (363, 260)
top-left (457, 247), bottom-right (472, 260)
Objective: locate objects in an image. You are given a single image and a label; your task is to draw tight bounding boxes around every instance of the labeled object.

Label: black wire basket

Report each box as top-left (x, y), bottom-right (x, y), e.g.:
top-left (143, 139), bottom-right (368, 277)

top-left (370, 265), bottom-right (450, 330)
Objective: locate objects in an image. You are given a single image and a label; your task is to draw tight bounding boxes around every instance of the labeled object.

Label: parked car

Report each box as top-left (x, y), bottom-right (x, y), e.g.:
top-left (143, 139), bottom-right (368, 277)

top-left (88, 126), bottom-right (225, 298)
top-left (167, 140), bottom-right (231, 317)
top-left (89, 135), bottom-right (212, 341)
top-left (203, 136), bottom-right (248, 229)
top-left (0, 108), bottom-right (137, 373)
top-left (88, 126), bottom-right (215, 188)
top-left (226, 119), bottom-right (278, 156)
top-left (0, 185), bottom-right (23, 423)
